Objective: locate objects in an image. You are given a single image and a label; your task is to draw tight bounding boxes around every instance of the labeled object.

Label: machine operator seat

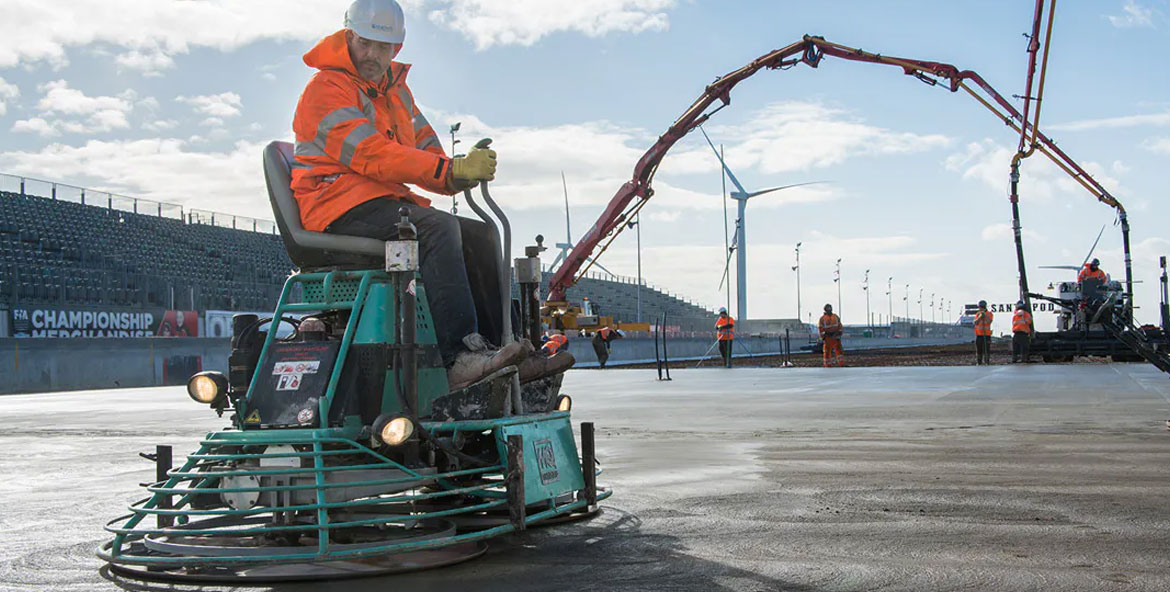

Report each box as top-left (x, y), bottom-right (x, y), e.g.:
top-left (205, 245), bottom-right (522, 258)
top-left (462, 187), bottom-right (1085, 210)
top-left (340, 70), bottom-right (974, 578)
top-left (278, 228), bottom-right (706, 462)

top-left (263, 141), bottom-right (385, 271)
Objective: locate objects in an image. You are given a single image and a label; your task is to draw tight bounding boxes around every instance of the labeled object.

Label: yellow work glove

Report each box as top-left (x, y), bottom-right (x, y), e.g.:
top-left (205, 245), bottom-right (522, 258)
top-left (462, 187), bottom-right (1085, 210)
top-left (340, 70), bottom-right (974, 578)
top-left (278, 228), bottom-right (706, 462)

top-left (448, 138), bottom-right (496, 191)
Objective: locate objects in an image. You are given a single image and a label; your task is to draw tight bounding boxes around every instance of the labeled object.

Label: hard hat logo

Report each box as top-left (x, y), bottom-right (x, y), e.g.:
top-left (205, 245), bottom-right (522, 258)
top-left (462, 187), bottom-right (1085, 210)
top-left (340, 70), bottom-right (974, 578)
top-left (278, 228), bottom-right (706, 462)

top-left (345, 0), bottom-right (406, 44)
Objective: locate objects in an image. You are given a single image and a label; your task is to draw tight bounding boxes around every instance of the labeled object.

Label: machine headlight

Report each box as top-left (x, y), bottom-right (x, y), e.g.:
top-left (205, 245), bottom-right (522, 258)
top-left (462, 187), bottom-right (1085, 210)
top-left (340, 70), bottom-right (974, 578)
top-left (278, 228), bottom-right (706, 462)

top-left (373, 415), bottom-right (415, 446)
top-left (187, 371), bottom-right (228, 405)
top-left (555, 394), bottom-right (572, 412)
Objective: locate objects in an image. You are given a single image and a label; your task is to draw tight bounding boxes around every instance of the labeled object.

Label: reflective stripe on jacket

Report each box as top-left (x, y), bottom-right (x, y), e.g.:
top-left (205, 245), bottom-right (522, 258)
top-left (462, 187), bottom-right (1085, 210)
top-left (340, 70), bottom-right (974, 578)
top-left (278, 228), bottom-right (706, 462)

top-left (292, 29), bottom-right (453, 232)
top-left (542, 334), bottom-right (568, 354)
top-left (1012, 309), bottom-right (1033, 333)
top-left (973, 309), bottom-right (994, 336)
top-left (818, 313), bottom-right (842, 338)
top-left (715, 316), bottom-right (735, 341)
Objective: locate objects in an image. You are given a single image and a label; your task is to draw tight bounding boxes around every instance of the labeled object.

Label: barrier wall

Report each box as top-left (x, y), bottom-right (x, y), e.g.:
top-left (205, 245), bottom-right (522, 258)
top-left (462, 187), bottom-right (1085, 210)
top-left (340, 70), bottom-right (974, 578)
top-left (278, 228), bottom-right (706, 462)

top-left (0, 338), bottom-right (229, 395)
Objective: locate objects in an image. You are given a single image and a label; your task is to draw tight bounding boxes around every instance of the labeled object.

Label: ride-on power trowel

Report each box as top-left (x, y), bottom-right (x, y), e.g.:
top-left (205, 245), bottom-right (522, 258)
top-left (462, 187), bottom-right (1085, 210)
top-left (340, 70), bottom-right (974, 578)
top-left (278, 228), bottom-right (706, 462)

top-left (98, 140), bottom-right (610, 582)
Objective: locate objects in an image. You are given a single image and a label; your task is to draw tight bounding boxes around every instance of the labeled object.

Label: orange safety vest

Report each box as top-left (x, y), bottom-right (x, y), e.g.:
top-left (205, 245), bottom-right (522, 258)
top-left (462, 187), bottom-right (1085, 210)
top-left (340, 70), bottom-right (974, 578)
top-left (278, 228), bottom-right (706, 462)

top-left (542, 334), bottom-right (568, 354)
top-left (715, 315), bottom-right (735, 341)
top-left (1012, 309), bottom-right (1033, 333)
top-left (292, 30), bottom-right (454, 232)
top-left (818, 313), bottom-right (842, 338)
top-left (1077, 265), bottom-right (1106, 283)
top-left (973, 309), bottom-right (994, 337)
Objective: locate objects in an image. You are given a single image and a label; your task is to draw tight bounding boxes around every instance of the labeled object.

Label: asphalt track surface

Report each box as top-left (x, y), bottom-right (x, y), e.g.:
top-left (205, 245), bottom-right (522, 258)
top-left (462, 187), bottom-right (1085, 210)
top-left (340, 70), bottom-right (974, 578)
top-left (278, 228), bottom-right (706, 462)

top-left (2, 364), bottom-right (1169, 591)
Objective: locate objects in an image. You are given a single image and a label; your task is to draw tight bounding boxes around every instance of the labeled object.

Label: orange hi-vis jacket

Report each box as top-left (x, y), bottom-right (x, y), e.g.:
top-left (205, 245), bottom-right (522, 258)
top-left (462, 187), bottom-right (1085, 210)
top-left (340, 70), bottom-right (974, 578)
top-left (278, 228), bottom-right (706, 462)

top-left (1012, 309), bottom-right (1034, 334)
top-left (715, 315), bottom-right (735, 341)
top-left (542, 333), bottom-right (568, 354)
top-left (1077, 264), bottom-right (1107, 283)
top-left (818, 313), bottom-right (842, 338)
top-left (973, 309), bottom-right (994, 337)
top-left (597, 327), bottom-right (614, 341)
top-left (292, 29), bottom-right (454, 232)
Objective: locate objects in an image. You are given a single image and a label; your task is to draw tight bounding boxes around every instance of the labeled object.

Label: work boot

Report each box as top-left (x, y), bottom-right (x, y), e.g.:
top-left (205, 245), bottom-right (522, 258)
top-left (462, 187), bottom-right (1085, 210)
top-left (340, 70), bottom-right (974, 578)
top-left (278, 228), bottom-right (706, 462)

top-left (447, 339), bottom-right (528, 391)
top-left (519, 350), bottom-right (576, 384)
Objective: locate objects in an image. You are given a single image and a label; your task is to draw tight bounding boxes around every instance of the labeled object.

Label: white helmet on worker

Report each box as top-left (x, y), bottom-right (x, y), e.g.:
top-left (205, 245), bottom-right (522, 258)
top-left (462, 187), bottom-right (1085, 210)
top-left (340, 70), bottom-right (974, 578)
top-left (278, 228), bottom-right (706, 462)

top-left (718, 307), bottom-right (727, 314)
top-left (345, 0), bottom-right (406, 44)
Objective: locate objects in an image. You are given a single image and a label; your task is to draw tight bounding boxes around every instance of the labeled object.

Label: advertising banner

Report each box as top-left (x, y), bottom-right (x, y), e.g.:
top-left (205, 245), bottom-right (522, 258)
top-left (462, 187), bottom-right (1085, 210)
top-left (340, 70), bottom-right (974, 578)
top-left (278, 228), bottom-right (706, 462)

top-left (9, 307), bottom-right (200, 338)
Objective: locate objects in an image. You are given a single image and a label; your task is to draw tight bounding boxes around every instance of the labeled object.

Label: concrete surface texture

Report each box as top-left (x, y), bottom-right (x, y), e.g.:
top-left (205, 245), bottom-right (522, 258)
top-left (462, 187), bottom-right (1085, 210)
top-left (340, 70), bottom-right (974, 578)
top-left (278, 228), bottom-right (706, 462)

top-left (1, 364), bottom-right (1168, 591)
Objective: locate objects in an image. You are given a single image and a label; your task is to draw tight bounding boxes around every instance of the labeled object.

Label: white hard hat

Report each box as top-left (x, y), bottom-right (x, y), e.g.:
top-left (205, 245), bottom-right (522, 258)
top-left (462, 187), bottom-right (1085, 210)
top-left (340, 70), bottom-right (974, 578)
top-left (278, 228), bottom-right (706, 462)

top-left (345, 0), bottom-right (406, 44)
top-left (718, 307), bottom-right (727, 314)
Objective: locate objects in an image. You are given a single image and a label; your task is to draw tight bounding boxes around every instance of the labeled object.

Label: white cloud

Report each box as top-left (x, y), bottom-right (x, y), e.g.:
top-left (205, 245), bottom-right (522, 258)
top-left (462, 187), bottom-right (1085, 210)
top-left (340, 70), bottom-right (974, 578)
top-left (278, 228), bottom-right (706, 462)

top-left (0, 138), bottom-right (278, 220)
top-left (115, 45), bottom-right (175, 75)
top-left (1107, 1), bottom-right (1154, 28)
top-left (11, 80), bottom-right (144, 136)
top-left (660, 102), bottom-right (951, 178)
top-left (177, 92), bottom-right (243, 118)
top-left (944, 139), bottom-right (1123, 205)
top-left (200, 117), bottom-right (226, 128)
top-left (647, 210), bottom-right (680, 223)
top-left (0, 77), bottom-right (18, 117)
top-left (0, 1), bottom-right (342, 69)
top-left (424, 0), bottom-right (676, 50)
top-left (980, 223), bottom-right (1045, 243)
top-left (1143, 137), bottom-right (1170, 154)
top-left (142, 119), bottom-right (178, 132)
top-left (1047, 110), bottom-right (1170, 131)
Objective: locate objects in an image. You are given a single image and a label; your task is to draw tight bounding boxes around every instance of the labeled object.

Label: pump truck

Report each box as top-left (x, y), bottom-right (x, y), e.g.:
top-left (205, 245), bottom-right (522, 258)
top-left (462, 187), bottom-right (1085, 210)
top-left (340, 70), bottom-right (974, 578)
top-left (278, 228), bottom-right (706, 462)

top-left (98, 140), bottom-right (610, 582)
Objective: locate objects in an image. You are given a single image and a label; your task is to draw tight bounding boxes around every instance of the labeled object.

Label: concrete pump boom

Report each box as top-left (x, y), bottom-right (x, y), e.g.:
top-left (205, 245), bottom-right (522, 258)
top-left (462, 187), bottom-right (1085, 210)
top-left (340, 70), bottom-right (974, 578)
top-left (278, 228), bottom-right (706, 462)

top-left (546, 32), bottom-right (1132, 314)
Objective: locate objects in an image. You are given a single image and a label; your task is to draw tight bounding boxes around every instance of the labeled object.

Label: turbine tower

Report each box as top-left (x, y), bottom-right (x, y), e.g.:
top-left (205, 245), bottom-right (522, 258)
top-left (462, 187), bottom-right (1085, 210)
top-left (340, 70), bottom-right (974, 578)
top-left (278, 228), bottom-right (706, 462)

top-left (700, 127), bottom-right (822, 321)
top-left (548, 172), bottom-right (618, 279)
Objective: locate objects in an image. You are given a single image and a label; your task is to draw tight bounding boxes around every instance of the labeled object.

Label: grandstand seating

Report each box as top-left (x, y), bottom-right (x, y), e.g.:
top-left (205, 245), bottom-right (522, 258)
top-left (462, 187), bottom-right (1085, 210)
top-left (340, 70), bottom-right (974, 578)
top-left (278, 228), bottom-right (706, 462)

top-left (0, 189), bottom-right (712, 327)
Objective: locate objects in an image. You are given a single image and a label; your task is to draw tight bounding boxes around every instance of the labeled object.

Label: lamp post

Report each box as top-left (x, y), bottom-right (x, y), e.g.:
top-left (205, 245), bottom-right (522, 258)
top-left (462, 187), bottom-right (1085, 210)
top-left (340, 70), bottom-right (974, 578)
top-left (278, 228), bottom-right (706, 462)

top-left (627, 216), bottom-right (642, 322)
top-left (887, 276), bottom-right (894, 338)
top-left (834, 258), bottom-right (842, 319)
top-left (930, 292), bottom-right (936, 324)
top-left (918, 288), bottom-right (924, 324)
top-left (863, 269), bottom-right (871, 332)
top-left (904, 284), bottom-right (910, 321)
top-left (449, 122), bottom-right (461, 214)
top-left (793, 242), bottom-right (802, 324)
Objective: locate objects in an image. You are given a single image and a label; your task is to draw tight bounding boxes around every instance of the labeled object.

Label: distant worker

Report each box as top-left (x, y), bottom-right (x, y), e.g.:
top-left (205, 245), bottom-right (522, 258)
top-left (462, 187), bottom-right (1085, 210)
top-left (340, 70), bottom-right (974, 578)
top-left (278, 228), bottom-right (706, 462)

top-left (1011, 300), bottom-right (1034, 363)
top-left (591, 326), bottom-right (623, 368)
top-left (818, 304), bottom-right (844, 367)
top-left (973, 300), bottom-right (994, 365)
top-left (542, 331), bottom-right (568, 356)
top-left (715, 307), bottom-right (735, 368)
top-left (1077, 258), bottom-right (1107, 284)
top-left (290, 0), bottom-right (570, 390)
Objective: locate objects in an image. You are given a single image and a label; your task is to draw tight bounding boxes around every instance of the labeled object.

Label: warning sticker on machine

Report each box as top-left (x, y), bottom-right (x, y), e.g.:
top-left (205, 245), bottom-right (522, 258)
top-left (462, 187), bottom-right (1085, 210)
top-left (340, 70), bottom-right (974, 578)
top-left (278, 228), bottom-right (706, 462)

top-left (273, 361), bottom-right (320, 375)
top-left (276, 374), bottom-right (303, 391)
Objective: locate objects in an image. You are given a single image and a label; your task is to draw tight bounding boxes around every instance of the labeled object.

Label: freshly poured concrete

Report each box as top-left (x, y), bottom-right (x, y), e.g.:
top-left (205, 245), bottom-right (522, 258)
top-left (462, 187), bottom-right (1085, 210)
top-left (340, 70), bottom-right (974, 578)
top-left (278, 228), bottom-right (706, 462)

top-left (2, 365), bottom-right (1169, 591)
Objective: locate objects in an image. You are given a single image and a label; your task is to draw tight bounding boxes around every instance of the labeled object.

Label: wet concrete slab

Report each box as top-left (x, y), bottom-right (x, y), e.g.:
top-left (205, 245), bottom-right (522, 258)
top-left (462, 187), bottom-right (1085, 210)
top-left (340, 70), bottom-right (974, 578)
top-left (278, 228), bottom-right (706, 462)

top-left (2, 364), bottom-right (1169, 591)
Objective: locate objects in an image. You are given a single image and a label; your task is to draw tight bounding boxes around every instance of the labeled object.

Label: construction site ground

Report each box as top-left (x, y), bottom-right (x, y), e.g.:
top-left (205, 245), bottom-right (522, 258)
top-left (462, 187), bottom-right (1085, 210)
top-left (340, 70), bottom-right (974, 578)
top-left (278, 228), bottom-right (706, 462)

top-left (3, 363), bottom-right (1169, 591)
top-left (628, 340), bottom-right (1117, 369)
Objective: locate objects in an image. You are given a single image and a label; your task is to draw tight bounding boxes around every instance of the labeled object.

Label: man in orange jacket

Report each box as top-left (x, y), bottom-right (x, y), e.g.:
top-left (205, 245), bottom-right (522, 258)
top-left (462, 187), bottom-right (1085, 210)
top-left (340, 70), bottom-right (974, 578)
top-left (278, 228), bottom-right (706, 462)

top-left (1011, 300), bottom-right (1034, 363)
top-left (818, 304), bottom-right (844, 367)
top-left (973, 300), bottom-right (994, 365)
top-left (1077, 258), bottom-right (1107, 284)
top-left (291, 1), bottom-right (569, 389)
top-left (715, 307), bottom-right (735, 368)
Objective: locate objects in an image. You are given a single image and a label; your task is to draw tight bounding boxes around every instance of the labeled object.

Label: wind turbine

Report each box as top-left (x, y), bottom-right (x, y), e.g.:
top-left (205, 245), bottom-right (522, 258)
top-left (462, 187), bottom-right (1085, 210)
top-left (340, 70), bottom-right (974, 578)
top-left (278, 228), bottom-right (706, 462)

top-left (548, 172), bottom-right (618, 279)
top-left (700, 127), bottom-right (823, 321)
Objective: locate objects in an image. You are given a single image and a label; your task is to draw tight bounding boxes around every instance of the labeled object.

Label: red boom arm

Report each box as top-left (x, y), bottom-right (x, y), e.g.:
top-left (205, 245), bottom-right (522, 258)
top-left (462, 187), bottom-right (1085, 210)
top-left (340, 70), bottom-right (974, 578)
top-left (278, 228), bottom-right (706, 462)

top-left (546, 35), bottom-right (1125, 303)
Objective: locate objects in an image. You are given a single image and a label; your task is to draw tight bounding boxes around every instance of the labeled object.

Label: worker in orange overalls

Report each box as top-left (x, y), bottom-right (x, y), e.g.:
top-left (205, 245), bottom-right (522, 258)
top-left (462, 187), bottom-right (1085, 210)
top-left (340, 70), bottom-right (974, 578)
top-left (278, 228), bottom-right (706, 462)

top-left (1077, 258), bottom-right (1107, 284)
top-left (973, 300), bottom-right (994, 365)
top-left (1011, 300), bottom-right (1034, 363)
top-left (715, 307), bottom-right (735, 368)
top-left (818, 304), bottom-right (845, 367)
top-left (541, 332), bottom-right (568, 356)
top-left (289, 0), bottom-right (576, 390)
top-left (591, 326), bottom-right (622, 368)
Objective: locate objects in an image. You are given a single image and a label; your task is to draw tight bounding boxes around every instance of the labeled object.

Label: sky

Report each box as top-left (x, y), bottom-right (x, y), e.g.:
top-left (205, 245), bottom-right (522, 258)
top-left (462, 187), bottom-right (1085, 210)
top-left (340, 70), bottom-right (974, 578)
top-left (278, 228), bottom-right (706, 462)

top-left (1, 0), bottom-right (1168, 333)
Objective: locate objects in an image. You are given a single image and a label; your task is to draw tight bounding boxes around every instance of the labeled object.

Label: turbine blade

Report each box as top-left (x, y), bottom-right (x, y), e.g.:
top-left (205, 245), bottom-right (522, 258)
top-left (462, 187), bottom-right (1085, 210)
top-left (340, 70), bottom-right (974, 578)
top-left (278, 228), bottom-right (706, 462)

top-left (1080, 224), bottom-right (1106, 267)
top-left (744, 181), bottom-right (827, 199)
top-left (699, 125), bottom-right (749, 195)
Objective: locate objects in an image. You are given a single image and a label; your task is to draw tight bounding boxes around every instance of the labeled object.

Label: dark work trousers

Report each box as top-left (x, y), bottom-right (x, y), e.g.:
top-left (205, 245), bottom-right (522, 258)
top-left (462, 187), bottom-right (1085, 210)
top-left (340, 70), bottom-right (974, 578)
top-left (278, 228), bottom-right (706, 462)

top-left (975, 335), bottom-right (991, 365)
top-left (718, 339), bottom-right (732, 367)
top-left (592, 334), bottom-right (610, 368)
top-left (1012, 332), bottom-right (1031, 362)
top-left (326, 199), bottom-right (504, 365)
